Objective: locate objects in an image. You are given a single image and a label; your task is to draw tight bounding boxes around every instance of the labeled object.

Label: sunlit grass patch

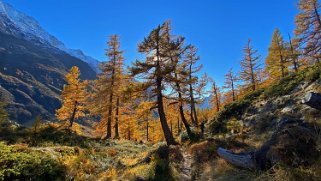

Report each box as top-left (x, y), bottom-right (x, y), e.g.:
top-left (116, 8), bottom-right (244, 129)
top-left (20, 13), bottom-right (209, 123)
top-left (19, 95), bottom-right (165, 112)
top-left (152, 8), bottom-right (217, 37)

top-left (121, 163), bottom-right (155, 180)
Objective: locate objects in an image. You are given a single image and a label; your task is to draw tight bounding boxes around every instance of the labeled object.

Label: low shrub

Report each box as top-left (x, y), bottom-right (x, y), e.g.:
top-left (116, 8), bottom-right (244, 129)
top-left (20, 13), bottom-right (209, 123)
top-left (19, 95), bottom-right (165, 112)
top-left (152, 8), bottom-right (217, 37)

top-left (178, 127), bottom-right (201, 143)
top-left (263, 73), bottom-right (302, 98)
top-left (217, 89), bottom-right (263, 122)
top-left (304, 64), bottom-right (321, 82)
top-left (209, 90), bottom-right (263, 134)
top-left (209, 120), bottom-right (228, 134)
top-left (263, 63), bottom-right (321, 99)
top-left (152, 146), bottom-right (174, 181)
top-left (0, 142), bottom-right (66, 180)
top-left (226, 118), bottom-right (243, 134)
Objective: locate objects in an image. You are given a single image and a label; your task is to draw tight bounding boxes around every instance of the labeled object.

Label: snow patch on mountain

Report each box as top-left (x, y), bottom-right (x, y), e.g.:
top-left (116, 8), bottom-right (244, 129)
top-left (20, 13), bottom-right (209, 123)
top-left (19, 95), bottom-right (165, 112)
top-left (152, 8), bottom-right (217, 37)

top-left (0, 0), bottom-right (100, 71)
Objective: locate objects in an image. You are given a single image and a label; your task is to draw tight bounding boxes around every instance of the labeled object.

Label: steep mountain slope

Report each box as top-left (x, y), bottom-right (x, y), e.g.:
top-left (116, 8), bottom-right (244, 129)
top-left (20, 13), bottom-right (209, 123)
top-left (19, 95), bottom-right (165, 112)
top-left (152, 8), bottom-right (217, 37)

top-left (0, 2), bottom-right (98, 125)
top-left (209, 66), bottom-right (321, 136)
top-left (0, 0), bottom-right (100, 71)
top-left (0, 31), bottom-right (96, 125)
top-left (194, 64), bottom-right (321, 180)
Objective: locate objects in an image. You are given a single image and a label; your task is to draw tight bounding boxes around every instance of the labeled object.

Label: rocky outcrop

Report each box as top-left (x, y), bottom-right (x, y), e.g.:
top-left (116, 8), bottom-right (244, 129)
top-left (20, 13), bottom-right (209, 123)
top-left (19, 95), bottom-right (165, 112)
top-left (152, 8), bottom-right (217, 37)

top-left (218, 118), bottom-right (320, 170)
top-left (302, 92), bottom-right (321, 111)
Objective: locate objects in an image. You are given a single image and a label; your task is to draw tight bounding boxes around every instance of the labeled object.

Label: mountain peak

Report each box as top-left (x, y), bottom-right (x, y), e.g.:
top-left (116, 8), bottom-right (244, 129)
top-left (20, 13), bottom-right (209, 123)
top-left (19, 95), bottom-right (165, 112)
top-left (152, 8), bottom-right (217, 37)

top-left (0, 0), bottom-right (99, 71)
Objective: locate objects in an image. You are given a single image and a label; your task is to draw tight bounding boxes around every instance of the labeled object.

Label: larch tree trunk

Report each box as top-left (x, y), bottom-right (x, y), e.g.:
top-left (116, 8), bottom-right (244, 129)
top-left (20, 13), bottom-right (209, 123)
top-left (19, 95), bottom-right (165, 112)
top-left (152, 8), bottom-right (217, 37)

top-left (106, 91), bottom-right (113, 139)
top-left (189, 64), bottom-right (199, 126)
top-left (128, 128), bottom-right (131, 140)
top-left (217, 148), bottom-right (255, 170)
top-left (114, 97), bottom-right (120, 139)
top-left (106, 62), bottom-right (115, 139)
top-left (213, 83), bottom-right (220, 112)
top-left (69, 101), bottom-right (78, 128)
top-left (231, 77), bottom-right (236, 101)
top-left (146, 118), bottom-right (149, 142)
top-left (175, 72), bottom-right (194, 139)
top-left (156, 58), bottom-right (176, 145)
top-left (288, 34), bottom-right (299, 72)
top-left (177, 117), bottom-right (181, 135)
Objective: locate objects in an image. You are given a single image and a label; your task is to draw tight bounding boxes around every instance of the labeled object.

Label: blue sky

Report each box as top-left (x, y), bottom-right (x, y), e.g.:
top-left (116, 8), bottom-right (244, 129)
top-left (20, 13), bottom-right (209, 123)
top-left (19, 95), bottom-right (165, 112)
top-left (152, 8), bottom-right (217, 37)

top-left (5, 0), bottom-right (298, 86)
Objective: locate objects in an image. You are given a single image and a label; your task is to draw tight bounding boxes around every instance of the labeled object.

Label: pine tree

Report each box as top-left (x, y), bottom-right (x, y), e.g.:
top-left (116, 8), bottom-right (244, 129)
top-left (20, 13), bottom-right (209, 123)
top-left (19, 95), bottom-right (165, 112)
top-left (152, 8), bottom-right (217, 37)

top-left (172, 65), bottom-right (195, 139)
top-left (240, 39), bottom-right (261, 91)
top-left (224, 68), bottom-right (237, 102)
top-left (113, 60), bottom-right (126, 139)
top-left (184, 45), bottom-right (203, 126)
top-left (287, 34), bottom-right (301, 72)
top-left (265, 29), bottom-right (289, 80)
top-left (130, 21), bottom-right (178, 145)
top-left (56, 66), bottom-right (87, 128)
top-left (209, 79), bottom-right (222, 113)
top-left (295, 0), bottom-right (321, 61)
top-left (92, 35), bottom-right (124, 139)
top-left (161, 23), bottom-right (197, 140)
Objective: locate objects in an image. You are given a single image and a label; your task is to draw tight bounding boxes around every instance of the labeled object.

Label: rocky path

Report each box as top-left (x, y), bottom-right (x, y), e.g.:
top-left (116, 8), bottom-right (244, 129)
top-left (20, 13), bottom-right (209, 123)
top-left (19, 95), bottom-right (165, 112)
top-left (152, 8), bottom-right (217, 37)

top-left (179, 147), bottom-right (194, 181)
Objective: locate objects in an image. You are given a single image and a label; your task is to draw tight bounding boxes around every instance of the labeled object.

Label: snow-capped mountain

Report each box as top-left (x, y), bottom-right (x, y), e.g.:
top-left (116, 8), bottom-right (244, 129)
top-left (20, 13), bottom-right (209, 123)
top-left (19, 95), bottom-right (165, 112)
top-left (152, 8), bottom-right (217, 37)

top-left (0, 0), bottom-right (100, 71)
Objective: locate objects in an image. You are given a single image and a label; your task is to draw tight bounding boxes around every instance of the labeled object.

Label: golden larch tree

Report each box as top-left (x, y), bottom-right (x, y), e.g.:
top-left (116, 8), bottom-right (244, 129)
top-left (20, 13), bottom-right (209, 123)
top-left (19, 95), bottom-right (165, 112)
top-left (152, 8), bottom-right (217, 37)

top-left (56, 66), bottom-right (87, 128)
top-left (165, 27), bottom-right (196, 140)
top-left (92, 35), bottom-right (124, 139)
top-left (287, 34), bottom-right (301, 72)
top-left (265, 28), bottom-right (290, 80)
top-left (130, 21), bottom-right (178, 145)
top-left (295, 0), bottom-right (321, 61)
top-left (209, 79), bottom-right (222, 113)
top-left (184, 45), bottom-right (203, 127)
top-left (240, 39), bottom-right (261, 91)
top-left (223, 68), bottom-right (237, 102)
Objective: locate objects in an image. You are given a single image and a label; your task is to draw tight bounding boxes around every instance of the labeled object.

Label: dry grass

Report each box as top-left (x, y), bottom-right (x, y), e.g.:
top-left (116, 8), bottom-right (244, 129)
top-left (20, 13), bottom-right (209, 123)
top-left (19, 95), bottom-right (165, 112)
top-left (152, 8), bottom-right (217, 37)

top-left (197, 158), bottom-right (256, 181)
top-left (190, 140), bottom-right (218, 163)
top-left (121, 163), bottom-right (155, 180)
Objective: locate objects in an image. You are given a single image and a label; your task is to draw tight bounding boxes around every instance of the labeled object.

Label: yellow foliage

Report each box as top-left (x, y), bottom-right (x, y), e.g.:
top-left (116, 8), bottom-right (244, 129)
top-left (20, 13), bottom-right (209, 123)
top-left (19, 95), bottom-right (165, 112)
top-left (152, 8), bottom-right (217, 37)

top-left (107, 148), bottom-right (118, 157)
top-left (122, 164), bottom-right (154, 180)
top-left (98, 168), bottom-right (118, 181)
top-left (56, 66), bottom-right (88, 127)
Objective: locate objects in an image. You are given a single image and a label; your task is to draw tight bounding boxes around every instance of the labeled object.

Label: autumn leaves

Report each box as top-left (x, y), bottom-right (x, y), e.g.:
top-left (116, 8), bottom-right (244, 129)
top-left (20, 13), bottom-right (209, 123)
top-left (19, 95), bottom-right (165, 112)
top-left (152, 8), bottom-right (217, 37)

top-left (56, 0), bottom-right (321, 145)
top-left (56, 22), bottom-right (206, 145)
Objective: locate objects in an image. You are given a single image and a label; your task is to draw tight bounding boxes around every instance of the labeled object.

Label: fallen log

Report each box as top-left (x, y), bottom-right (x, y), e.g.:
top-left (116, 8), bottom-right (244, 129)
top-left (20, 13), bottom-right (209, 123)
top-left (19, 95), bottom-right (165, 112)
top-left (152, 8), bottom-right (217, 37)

top-left (217, 118), bottom-right (319, 170)
top-left (302, 92), bottom-right (321, 110)
top-left (217, 148), bottom-right (255, 170)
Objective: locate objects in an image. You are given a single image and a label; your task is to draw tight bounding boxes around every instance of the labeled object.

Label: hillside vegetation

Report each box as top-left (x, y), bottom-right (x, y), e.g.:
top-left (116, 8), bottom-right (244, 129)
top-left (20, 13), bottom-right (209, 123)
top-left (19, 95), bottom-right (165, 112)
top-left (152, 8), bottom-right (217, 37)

top-left (0, 63), bottom-right (321, 180)
top-left (1, 0), bottom-right (321, 180)
top-left (202, 63), bottom-right (321, 180)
